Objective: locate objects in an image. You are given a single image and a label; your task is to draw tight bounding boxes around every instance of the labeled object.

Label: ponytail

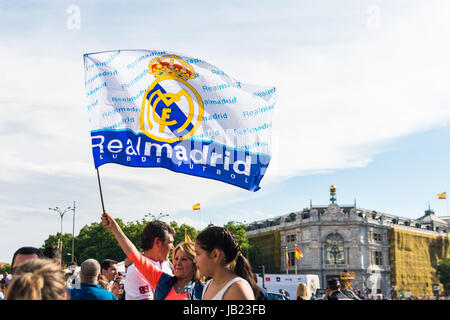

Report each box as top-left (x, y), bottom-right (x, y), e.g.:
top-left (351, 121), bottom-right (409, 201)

top-left (6, 259), bottom-right (66, 300)
top-left (196, 226), bottom-right (259, 298)
top-left (234, 253), bottom-right (258, 298)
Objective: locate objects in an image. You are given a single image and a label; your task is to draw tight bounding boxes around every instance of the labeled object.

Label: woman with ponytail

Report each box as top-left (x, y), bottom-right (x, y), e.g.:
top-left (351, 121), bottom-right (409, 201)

top-left (6, 258), bottom-right (67, 300)
top-left (194, 226), bottom-right (258, 300)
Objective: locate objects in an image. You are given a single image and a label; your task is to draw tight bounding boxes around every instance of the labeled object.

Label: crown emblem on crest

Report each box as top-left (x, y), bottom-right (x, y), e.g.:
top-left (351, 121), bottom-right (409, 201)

top-left (148, 54), bottom-right (196, 81)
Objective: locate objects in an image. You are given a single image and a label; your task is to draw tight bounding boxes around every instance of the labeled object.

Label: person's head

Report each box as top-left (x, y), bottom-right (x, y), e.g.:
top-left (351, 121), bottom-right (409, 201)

top-left (296, 282), bottom-right (310, 300)
top-left (141, 220), bottom-right (175, 262)
top-left (111, 276), bottom-right (124, 299)
top-left (173, 241), bottom-right (201, 282)
top-left (100, 259), bottom-right (118, 283)
top-left (11, 247), bottom-right (44, 273)
top-left (80, 259), bottom-right (101, 284)
top-left (194, 226), bottom-right (258, 297)
top-left (327, 278), bottom-right (341, 291)
top-left (42, 245), bottom-right (62, 265)
top-left (6, 258), bottom-right (66, 300)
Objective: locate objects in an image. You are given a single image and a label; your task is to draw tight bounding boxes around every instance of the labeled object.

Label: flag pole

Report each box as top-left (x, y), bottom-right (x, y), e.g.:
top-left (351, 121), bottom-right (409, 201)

top-left (286, 246), bottom-right (288, 275)
top-left (96, 167), bottom-right (106, 213)
top-left (295, 255), bottom-right (297, 275)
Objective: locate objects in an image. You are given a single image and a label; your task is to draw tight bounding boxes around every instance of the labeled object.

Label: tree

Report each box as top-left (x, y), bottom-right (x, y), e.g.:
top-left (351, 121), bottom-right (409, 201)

top-left (0, 264), bottom-right (11, 274)
top-left (40, 217), bottom-right (261, 269)
top-left (41, 232), bottom-right (75, 265)
top-left (170, 221), bottom-right (198, 247)
top-left (437, 258), bottom-right (450, 296)
top-left (223, 221), bottom-right (261, 268)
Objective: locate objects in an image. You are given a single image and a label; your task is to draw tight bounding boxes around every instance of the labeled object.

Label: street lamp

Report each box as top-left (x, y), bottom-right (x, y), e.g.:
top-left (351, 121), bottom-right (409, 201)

top-left (145, 212), bottom-right (169, 220)
top-left (49, 202), bottom-right (76, 265)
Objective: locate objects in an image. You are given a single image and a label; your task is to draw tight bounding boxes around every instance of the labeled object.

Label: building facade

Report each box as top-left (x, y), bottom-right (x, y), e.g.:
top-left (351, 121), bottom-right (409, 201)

top-left (246, 197), bottom-right (450, 297)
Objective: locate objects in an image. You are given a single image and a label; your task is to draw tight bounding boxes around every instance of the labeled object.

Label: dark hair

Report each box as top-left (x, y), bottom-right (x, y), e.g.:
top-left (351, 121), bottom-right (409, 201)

top-left (328, 278), bottom-right (340, 290)
top-left (11, 247), bottom-right (44, 268)
top-left (42, 245), bottom-right (62, 262)
top-left (196, 226), bottom-right (258, 298)
top-left (100, 259), bottom-right (118, 272)
top-left (141, 220), bottom-right (175, 251)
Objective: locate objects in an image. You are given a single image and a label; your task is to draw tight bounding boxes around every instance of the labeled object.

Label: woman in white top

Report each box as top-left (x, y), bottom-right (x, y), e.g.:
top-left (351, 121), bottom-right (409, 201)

top-left (194, 226), bottom-right (257, 300)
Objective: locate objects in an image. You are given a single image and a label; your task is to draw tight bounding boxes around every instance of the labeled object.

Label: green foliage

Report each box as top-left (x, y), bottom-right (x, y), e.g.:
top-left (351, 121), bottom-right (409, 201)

top-left (0, 263), bottom-right (11, 274)
top-left (41, 232), bottom-right (75, 265)
top-left (40, 218), bottom-right (260, 268)
top-left (437, 258), bottom-right (450, 295)
top-left (224, 221), bottom-right (261, 266)
top-left (170, 221), bottom-right (198, 247)
top-left (75, 219), bottom-right (131, 263)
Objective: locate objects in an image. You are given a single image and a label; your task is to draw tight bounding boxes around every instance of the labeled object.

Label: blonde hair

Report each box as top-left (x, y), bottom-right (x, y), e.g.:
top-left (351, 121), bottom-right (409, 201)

top-left (296, 282), bottom-right (310, 300)
top-left (173, 241), bottom-right (204, 283)
top-left (6, 259), bottom-right (66, 300)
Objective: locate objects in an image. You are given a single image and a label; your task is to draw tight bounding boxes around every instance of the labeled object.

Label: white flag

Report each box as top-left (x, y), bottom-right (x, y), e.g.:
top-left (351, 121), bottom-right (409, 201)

top-left (83, 50), bottom-right (275, 191)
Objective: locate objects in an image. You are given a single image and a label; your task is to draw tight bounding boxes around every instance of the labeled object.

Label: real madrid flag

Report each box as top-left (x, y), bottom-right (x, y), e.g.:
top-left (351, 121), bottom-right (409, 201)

top-left (83, 50), bottom-right (275, 191)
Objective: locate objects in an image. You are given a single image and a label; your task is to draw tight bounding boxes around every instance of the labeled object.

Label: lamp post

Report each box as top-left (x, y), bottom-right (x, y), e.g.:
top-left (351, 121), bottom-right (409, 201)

top-left (68, 201), bottom-right (76, 263)
top-left (49, 202), bottom-right (76, 265)
top-left (145, 212), bottom-right (169, 221)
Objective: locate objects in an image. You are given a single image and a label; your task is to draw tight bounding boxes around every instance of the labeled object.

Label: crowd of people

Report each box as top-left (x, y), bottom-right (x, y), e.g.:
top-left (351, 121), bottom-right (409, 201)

top-left (1, 212), bottom-right (447, 301)
top-left (0, 212), bottom-right (263, 300)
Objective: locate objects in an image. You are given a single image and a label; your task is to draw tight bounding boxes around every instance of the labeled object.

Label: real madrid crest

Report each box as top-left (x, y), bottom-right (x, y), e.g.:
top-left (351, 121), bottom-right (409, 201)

top-left (140, 54), bottom-right (204, 143)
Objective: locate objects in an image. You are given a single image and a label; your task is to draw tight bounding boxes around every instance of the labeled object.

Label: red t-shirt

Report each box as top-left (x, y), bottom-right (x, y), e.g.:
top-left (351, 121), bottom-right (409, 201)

top-left (127, 251), bottom-right (188, 300)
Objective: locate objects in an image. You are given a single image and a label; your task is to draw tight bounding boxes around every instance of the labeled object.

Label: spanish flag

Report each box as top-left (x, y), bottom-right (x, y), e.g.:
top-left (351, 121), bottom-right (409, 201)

top-left (185, 230), bottom-right (191, 243)
top-left (295, 247), bottom-right (303, 260)
top-left (438, 192), bottom-right (446, 199)
top-left (286, 250), bottom-right (289, 270)
top-left (192, 203), bottom-right (200, 210)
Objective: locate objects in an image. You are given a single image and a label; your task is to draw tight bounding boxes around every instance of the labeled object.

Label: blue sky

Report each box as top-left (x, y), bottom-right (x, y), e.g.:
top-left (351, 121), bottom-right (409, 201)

top-left (1, 1), bottom-right (449, 263)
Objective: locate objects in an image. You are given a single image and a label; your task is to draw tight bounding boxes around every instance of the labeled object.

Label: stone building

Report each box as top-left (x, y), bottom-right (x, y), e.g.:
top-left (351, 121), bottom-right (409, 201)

top-left (246, 189), bottom-right (450, 298)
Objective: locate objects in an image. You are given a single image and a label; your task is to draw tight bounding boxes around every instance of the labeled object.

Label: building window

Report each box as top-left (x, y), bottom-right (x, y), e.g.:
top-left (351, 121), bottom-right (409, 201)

top-left (288, 251), bottom-right (296, 268)
top-left (374, 251), bottom-right (383, 265)
top-left (286, 234), bottom-right (296, 243)
top-left (373, 233), bottom-right (382, 242)
top-left (326, 233), bottom-right (345, 265)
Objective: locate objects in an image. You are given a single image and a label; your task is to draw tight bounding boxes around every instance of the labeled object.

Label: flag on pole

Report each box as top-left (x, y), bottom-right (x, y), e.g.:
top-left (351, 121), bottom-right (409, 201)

top-left (285, 250), bottom-right (289, 271)
top-left (185, 230), bottom-right (191, 243)
top-left (438, 192), bottom-right (446, 199)
top-left (295, 247), bottom-right (303, 260)
top-left (192, 203), bottom-right (200, 210)
top-left (83, 50), bottom-right (275, 191)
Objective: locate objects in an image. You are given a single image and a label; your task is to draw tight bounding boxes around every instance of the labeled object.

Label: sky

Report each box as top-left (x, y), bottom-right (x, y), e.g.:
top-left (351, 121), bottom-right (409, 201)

top-left (1, 0), bottom-right (449, 263)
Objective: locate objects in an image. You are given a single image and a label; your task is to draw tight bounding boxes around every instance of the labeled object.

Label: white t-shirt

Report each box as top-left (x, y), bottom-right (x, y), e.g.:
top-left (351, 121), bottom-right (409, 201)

top-left (66, 274), bottom-right (81, 289)
top-left (124, 256), bottom-right (173, 300)
top-left (202, 277), bottom-right (252, 300)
